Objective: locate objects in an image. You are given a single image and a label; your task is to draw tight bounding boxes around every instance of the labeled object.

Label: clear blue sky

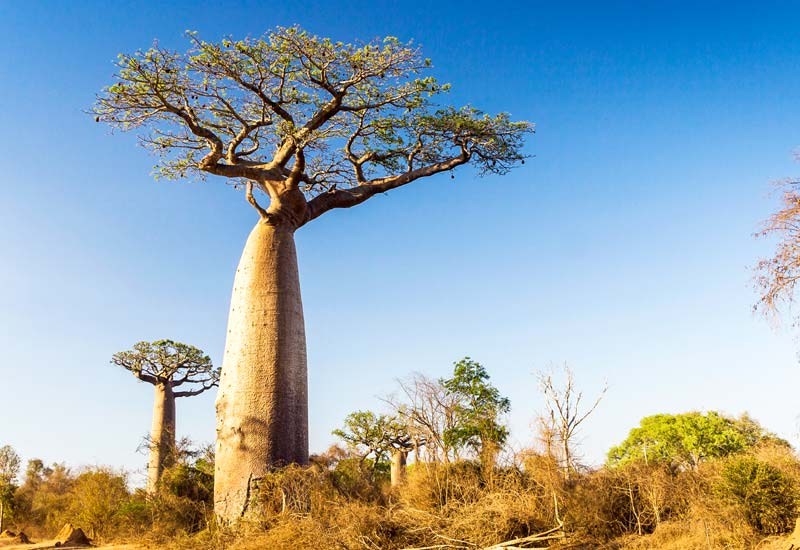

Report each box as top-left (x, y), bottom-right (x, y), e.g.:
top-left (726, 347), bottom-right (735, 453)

top-left (2, 0), bottom-right (799, 485)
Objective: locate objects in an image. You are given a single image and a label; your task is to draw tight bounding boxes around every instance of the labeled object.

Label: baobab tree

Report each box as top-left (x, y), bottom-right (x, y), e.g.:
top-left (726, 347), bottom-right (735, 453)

top-left (333, 410), bottom-right (417, 487)
top-left (94, 26), bottom-right (533, 522)
top-left (111, 340), bottom-right (218, 493)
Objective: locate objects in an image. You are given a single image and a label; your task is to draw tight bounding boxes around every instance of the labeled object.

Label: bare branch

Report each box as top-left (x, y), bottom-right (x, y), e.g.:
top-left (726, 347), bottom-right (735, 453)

top-left (304, 150), bottom-right (469, 224)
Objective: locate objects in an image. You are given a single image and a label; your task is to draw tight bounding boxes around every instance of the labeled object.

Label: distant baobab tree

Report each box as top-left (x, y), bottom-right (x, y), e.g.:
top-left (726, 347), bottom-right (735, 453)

top-left (93, 25), bottom-right (533, 522)
top-left (111, 340), bottom-right (218, 493)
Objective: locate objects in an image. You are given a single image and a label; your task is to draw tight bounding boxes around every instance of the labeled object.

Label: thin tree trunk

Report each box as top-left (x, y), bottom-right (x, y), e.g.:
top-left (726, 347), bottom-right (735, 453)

top-left (214, 221), bottom-right (308, 523)
top-left (147, 382), bottom-right (176, 494)
top-left (1, 499), bottom-right (4, 533)
top-left (390, 450), bottom-right (408, 488)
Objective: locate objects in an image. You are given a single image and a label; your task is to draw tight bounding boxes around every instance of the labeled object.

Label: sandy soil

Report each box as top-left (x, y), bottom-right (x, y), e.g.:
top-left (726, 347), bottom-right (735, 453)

top-left (0, 540), bottom-right (142, 550)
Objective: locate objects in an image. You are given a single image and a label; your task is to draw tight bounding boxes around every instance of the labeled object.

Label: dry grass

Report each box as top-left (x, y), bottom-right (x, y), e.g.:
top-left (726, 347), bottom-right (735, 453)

top-left (9, 443), bottom-right (800, 550)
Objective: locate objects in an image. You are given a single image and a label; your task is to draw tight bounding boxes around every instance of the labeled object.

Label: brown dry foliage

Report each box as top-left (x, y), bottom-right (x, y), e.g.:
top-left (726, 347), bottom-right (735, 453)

top-left (755, 179), bottom-right (800, 320)
top-left (9, 441), bottom-right (800, 550)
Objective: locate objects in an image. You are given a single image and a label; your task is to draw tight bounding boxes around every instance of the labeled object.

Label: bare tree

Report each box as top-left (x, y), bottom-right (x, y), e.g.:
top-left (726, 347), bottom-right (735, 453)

top-left (537, 365), bottom-right (606, 481)
top-left (93, 26), bottom-right (532, 522)
top-left (111, 340), bottom-right (218, 493)
top-left (389, 373), bottom-right (462, 464)
top-left (755, 179), bottom-right (800, 321)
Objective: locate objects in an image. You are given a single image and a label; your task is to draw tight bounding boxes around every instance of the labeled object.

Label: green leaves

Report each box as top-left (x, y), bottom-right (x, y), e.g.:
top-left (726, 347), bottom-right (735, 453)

top-left (607, 411), bottom-right (776, 470)
top-left (441, 358), bottom-right (510, 456)
top-left (110, 340), bottom-right (218, 391)
top-left (333, 411), bottom-right (410, 467)
top-left (716, 456), bottom-right (798, 534)
top-left (93, 26), bottom-right (533, 202)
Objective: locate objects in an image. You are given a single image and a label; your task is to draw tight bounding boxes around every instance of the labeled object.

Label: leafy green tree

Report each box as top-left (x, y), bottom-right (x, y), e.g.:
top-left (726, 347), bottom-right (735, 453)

top-left (608, 411), bottom-right (774, 470)
top-left (441, 358), bottom-right (510, 468)
top-left (0, 445), bottom-right (20, 532)
top-left (111, 340), bottom-right (218, 494)
top-left (93, 26), bottom-right (532, 522)
top-left (333, 411), bottom-right (393, 467)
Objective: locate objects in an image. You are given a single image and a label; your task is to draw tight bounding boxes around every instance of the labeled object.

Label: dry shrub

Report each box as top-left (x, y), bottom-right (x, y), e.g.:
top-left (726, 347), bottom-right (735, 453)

top-left (52, 468), bottom-right (130, 542)
top-left (330, 458), bottom-right (387, 502)
top-left (401, 460), bottom-right (485, 510)
top-left (563, 462), bottom-right (690, 541)
top-left (615, 445), bottom-right (800, 550)
top-left (229, 500), bottom-right (403, 550)
top-left (249, 464), bottom-right (336, 521)
top-left (615, 520), bottom-right (720, 550)
top-left (394, 461), bottom-right (556, 548)
top-left (221, 461), bottom-right (559, 549)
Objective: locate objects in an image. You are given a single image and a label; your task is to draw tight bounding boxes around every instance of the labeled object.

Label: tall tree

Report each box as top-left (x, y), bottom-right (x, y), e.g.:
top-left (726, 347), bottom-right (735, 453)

top-left (94, 26), bottom-right (533, 522)
top-left (537, 365), bottom-right (606, 481)
top-left (0, 445), bottom-right (20, 533)
top-left (111, 340), bottom-right (218, 493)
top-left (442, 358), bottom-right (510, 469)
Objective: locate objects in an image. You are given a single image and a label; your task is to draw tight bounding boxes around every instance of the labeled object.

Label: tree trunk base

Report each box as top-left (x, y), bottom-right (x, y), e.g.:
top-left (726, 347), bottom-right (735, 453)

top-left (214, 221), bottom-right (308, 523)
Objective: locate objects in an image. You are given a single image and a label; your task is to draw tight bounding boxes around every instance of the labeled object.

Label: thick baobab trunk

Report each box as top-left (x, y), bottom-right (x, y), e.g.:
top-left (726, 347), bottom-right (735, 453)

top-left (390, 450), bottom-right (408, 488)
top-left (147, 382), bottom-right (176, 493)
top-left (214, 220), bottom-right (308, 523)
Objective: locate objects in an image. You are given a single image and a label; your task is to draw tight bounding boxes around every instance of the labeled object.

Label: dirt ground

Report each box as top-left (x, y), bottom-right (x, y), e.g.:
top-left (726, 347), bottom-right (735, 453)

top-left (0, 540), bottom-right (142, 550)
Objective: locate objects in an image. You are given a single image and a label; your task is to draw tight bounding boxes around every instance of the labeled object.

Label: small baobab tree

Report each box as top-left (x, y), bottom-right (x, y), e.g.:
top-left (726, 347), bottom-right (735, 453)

top-left (93, 26), bottom-right (532, 522)
top-left (333, 410), bottom-right (417, 487)
top-left (111, 340), bottom-right (218, 493)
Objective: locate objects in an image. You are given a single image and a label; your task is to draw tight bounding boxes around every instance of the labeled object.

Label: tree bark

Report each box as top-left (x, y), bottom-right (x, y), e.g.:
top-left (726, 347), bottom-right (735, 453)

top-left (147, 382), bottom-right (176, 494)
top-left (390, 450), bottom-right (408, 488)
top-left (214, 220), bottom-right (308, 523)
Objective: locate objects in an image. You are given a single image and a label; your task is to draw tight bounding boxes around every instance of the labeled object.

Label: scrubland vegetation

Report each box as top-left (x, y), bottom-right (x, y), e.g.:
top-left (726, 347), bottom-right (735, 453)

top-left (2, 362), bottom-right (799, 549)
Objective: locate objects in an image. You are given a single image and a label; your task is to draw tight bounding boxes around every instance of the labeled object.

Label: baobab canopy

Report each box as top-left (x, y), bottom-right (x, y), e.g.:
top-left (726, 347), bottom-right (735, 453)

top-left (93, 25), bottom-right (533, 225)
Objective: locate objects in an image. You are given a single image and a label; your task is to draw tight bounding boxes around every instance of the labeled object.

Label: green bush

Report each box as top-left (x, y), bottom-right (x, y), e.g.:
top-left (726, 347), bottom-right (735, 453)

top-left (330, 458), bottom-right (386, 501)
top-left (716, 456), bottom-right (797, 534)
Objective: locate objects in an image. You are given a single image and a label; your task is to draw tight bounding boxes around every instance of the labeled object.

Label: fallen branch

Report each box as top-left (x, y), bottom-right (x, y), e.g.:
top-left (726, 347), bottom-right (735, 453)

top-left (401, 520), bottom-right (565, 550)
top-left (481, 521), bottom-right (565, 550)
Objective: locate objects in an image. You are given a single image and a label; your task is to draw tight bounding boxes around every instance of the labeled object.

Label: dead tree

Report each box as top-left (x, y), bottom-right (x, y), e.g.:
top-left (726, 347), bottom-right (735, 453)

top-left (537, 364), bottom-right (606, 481)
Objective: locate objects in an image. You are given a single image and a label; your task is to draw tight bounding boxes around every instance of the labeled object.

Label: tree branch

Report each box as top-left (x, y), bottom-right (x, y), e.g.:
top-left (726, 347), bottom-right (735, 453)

top-left (303, 150), bottom-right (469, 224)
top-left (246, 182), bottom-right (269, 220)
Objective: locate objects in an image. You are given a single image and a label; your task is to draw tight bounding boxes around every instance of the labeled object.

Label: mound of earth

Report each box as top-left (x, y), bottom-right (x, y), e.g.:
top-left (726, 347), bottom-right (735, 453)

top-left (54, 523), bottom-right (91, 547)
top-left (0, 530), bottom-right (31, 544)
